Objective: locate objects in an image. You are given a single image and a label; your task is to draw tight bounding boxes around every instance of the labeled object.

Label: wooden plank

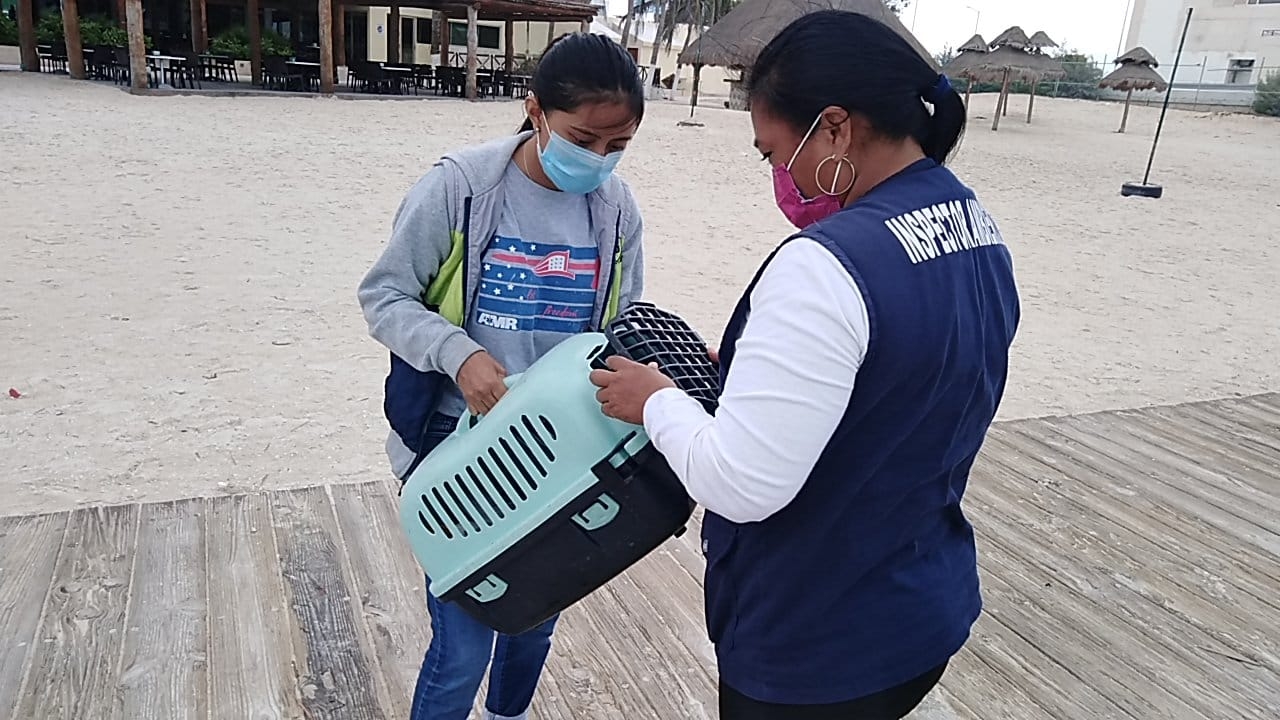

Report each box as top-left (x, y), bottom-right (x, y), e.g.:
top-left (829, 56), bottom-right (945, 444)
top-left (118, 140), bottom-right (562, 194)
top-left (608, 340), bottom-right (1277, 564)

top-left (16, 504), bottom-right (139, 720)
top-left (0, 512), bottom-right (68, 718)
top-left (1243, 393), bottom-right (1280, 418)
top-left (544, 599), bottom-right (658, 719)
top-left (969, 455), bottom-right (1280, 715)
top-left (609, 557), bottom-right (716, 681)
top-left (206, 492), bottom-right (305, 720)
top-left (328, 482), bottom-right (430, 720)
top-left (937, 643), bottom-right (1048, 720)
top-left (1136, 404), bottom-right (1280, 501)
top-left (987, 424), bottom-right (1280, 589)
top-left (116, 499), bottom-right (208, 720)
top-left (974, 497), bottom-right (1271, 716)
top-left (1037, 415), bottom-right (1280, 556)
top-left (1186, 398), bottom-right (1280, 444)
top-left (959, 609), bottom-right (1116, 719)
top-left (977, 541), bottom-right (1210, 719)
top-left (270, 486), bottom-right (387, 720)
top-left (1153, 402), bottom-right (1280, 482)
top-left (1073, 411), bottom-right (1280, 532)
top-left (568, 578), bottom-right (709, 719)
top-left (987, 428), bottom-right (1280, 636)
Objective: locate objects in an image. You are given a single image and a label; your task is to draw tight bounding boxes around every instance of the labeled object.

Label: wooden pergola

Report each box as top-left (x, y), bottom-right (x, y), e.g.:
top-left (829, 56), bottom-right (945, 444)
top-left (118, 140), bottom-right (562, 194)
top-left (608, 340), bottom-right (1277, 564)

top-left (13, 0), bottom-right (596, 98)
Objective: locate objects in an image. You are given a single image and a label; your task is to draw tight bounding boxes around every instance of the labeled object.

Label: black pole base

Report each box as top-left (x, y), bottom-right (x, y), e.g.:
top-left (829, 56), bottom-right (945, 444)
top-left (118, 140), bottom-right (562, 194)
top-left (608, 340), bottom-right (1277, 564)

top-left (1121, 182), bottom-right (1164, 199)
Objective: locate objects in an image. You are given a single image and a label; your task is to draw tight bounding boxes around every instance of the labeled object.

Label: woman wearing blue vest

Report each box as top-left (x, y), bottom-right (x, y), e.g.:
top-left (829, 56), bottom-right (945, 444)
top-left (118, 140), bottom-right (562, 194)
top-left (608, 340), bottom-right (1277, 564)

top-left (359, 34), bottom-right (646, 720)
top-left (591, 11), bottom-right (1019, 720)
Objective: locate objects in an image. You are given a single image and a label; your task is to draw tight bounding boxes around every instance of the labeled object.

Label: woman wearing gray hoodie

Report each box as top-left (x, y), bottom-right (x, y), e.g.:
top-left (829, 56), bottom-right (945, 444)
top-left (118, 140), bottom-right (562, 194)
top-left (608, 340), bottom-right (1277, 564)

top-left (358, 33), bottom-right (646, 720)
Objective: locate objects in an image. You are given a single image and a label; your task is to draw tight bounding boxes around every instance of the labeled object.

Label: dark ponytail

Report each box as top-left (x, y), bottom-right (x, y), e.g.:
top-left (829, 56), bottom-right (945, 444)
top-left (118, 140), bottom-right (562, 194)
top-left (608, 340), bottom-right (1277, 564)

top-left (748, 11), bottom-right (966, 164)
top-left (517, 32), bottom-right (645, 133)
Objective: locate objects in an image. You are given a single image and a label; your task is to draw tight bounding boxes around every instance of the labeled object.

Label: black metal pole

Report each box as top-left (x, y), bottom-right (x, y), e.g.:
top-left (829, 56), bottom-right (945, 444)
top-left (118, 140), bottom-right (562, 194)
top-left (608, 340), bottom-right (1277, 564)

top-left (1143, 7), bottom-right (1193, 185)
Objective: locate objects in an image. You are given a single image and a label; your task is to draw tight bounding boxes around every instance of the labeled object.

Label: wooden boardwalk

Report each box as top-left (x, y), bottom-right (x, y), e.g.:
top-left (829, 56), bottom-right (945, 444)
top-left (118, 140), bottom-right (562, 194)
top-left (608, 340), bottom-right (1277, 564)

top-left (1, 394), bottom-right (1278, 720)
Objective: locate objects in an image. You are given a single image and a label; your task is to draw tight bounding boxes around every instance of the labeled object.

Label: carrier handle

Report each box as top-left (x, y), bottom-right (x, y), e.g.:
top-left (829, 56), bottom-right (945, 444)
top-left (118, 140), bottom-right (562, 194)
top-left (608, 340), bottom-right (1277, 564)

top-left (457, 373), bottom-right (525, 433)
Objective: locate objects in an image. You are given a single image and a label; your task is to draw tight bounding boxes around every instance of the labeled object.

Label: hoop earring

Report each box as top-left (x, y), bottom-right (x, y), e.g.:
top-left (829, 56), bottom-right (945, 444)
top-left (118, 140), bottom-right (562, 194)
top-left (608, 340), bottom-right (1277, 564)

top-left (815, 155), bottom-right (857, 197)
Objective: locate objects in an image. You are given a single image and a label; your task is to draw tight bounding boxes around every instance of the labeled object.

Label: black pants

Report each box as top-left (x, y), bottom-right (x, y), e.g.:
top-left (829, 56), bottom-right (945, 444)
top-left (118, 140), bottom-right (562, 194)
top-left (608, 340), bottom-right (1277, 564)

top-left (719, 663), bottom-right (948, 720)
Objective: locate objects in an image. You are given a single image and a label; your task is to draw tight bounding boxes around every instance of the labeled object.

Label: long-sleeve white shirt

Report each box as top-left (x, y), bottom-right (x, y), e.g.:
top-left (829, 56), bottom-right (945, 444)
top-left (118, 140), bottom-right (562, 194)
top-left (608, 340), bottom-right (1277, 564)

top-left (642, 238), bottom-right (871, 524)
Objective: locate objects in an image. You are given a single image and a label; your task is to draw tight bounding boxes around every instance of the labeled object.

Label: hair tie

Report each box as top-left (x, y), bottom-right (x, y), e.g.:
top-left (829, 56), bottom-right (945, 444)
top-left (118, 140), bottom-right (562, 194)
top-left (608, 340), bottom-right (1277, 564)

top-left (925, 74), bottom-right (953, 104)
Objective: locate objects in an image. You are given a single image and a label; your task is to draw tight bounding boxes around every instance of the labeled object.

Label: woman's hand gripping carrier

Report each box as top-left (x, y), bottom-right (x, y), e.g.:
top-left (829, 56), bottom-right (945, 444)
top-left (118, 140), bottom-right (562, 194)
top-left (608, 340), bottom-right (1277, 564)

top-left (398, 303), bottom-right (719, 634)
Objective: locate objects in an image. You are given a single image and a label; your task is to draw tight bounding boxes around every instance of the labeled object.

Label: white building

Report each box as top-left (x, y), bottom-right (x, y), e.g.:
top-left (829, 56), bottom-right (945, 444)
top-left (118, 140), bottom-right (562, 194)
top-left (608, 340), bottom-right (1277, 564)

top-left (1125, 0), bottom-right (1280, 104)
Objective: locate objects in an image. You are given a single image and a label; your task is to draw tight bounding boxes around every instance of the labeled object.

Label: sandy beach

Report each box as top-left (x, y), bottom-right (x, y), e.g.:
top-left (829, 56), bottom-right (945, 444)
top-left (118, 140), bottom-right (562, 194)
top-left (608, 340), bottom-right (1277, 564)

top-left (1, 72), bottom-right (1277, 516)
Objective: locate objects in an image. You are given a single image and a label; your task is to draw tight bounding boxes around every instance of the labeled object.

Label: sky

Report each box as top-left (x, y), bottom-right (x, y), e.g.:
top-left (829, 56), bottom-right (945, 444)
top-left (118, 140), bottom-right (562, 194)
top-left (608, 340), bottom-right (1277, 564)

top-left (601, 0), bottom-right (1137, 63)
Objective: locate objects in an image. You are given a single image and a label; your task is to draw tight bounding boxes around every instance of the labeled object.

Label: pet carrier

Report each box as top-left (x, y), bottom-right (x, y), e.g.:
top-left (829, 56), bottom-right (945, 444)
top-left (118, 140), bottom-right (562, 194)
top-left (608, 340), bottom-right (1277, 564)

top-left (398, 303), bottom-right (718, 634)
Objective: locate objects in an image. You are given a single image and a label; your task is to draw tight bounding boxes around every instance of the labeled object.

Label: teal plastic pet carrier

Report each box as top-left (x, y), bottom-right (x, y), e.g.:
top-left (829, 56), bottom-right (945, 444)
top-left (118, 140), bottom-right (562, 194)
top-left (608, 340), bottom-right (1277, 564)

top-left (398, 303), bottom-right (718, 634)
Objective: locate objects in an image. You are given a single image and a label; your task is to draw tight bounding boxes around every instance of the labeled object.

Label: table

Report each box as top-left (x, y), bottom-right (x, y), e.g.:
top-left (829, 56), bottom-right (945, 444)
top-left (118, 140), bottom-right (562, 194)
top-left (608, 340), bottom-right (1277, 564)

top-left (146, 54), bottom-right (188, 89)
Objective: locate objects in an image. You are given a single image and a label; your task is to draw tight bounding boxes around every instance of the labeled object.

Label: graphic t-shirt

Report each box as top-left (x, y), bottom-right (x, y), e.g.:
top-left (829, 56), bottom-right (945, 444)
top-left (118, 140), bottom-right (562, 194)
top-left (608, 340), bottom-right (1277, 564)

top-left (438, 160), bottom-right (599, 416)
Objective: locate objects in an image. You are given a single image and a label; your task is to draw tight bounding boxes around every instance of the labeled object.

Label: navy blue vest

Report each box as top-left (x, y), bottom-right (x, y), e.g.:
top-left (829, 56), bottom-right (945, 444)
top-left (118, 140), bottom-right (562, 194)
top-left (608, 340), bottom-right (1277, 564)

top-left (706, 159), bottom-right (1020, 704)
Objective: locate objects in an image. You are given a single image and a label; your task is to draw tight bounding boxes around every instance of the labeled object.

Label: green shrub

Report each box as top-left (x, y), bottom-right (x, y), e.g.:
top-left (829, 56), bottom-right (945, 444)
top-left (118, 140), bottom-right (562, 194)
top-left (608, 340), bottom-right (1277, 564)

top-left (209, 26), bottom-right (292, 60)
top-left (36, 12), bottom-right (62, 43)
top-left (0, 13), bottom-right (17, 46)
top-left (1254, 72), bottom-right (1280, 117)
top-left (81, 17), bottom-right (127, 47)
top-left (28, 14), bottom-right (134, 47)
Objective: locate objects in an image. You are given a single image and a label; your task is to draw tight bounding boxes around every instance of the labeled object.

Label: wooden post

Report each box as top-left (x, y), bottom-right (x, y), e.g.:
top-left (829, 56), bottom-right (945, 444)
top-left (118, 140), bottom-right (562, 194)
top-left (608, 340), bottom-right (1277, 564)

top-left (190, 0), bottom-right (208, 52)
top-left (388, 4), bottom-right (400, 63)
top-left (438, 12), bottom-right (449, 67)
top-left (580, 18), bottom-right (589, 33)
top-left (964, 77), bottom-right (972, 107)
top-left (992, 68), bottom-right (1009, 131)
top-left (465, 4), bottom-right (478, 100)
top-left (17, 0), bottom-right (38, 72)
top-left (504, 19), bottom-right (514, 72)
top-left (335, 4), bottom-right (346, 67)
top-left (1026, 80), bottom-right (1036, 124)
top-left (125, 0), bottom-right (147, 89)
top-left (318, 0), bottom-right (334, 93)
top-left (1119, 88), bottom-right (1133, 133)
top-left (248, 0), bottom-right (262, 85)
top-left (690, 64), bottom-right (701, 117)
top-left (546, 21), bottom-right (554, 49)
top-left (115, 0), bottom-right (125, 23)
top-left (430, 11), bottom-right (443, 58)
top-left (60, 0), bottom-right (86, 79)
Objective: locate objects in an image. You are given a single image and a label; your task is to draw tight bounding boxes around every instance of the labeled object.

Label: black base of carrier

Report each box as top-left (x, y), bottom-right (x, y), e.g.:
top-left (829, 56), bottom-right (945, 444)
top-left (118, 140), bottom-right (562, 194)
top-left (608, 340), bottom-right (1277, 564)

top-left (440, 440), bottom-right (695, 635)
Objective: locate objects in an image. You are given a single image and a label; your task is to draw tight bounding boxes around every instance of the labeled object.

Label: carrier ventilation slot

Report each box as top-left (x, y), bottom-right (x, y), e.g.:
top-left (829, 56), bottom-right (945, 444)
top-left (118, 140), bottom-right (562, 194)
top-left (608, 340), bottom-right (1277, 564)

top-left (418, 415), bottom-right (560, 540)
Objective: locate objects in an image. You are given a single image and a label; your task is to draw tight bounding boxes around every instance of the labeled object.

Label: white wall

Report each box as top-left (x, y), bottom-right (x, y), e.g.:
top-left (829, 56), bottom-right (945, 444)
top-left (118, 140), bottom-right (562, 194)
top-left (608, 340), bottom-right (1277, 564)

top-left (363, 9), bottom-right (581, 64)
top-left (1126, 0), bottom-right (1280, 84)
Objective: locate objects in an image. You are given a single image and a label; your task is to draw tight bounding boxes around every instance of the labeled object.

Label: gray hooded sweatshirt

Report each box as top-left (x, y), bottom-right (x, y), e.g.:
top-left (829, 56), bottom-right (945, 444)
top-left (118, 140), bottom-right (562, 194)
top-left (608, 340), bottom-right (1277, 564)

top-left (359, 131), bottom-right (645, 476)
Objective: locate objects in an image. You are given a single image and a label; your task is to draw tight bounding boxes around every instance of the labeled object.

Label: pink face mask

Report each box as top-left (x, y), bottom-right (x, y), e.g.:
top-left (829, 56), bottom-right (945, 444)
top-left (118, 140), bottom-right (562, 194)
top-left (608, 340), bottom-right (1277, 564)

top-left (772, 115), bottom-right (846, 229)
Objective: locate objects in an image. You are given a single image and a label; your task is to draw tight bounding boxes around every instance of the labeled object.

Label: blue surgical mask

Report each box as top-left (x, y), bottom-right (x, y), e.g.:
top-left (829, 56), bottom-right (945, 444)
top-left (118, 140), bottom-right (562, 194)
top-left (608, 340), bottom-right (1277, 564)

top-left (535, 124), bottom-right (623, 194)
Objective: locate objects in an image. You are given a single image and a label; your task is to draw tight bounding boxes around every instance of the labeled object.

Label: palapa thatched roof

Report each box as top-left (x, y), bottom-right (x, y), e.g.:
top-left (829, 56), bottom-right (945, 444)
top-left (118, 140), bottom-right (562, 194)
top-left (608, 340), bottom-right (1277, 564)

top-left (1099, 62), bottom-right (1168, 92)
top-left (958, 34), bottom-right (988, 53)
top-left (963, 44), bottom-right (1066, 83)
top-left (943, 49), bottom-right (987, 79)
top-left (677, 0), bottom-right (936, 70)
top-left (989, 26), bottom-right (1031, 50)
top-left (1115, 46), bottom-right (1159, 68)
top-left (1027, 31), bottom-right (1058, 50)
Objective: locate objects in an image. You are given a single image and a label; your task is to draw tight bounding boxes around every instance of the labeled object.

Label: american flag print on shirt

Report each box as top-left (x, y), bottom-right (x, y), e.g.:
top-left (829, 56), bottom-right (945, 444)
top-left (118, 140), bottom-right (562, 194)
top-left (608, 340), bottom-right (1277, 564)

top-left (473, 235), bottom-right (601, 333)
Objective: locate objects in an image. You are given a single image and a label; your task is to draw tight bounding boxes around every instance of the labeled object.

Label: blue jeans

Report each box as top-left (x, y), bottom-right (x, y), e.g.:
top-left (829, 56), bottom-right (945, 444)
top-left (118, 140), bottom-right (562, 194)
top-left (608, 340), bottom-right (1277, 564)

top-left (409, 414), bottom-right (559, 720)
